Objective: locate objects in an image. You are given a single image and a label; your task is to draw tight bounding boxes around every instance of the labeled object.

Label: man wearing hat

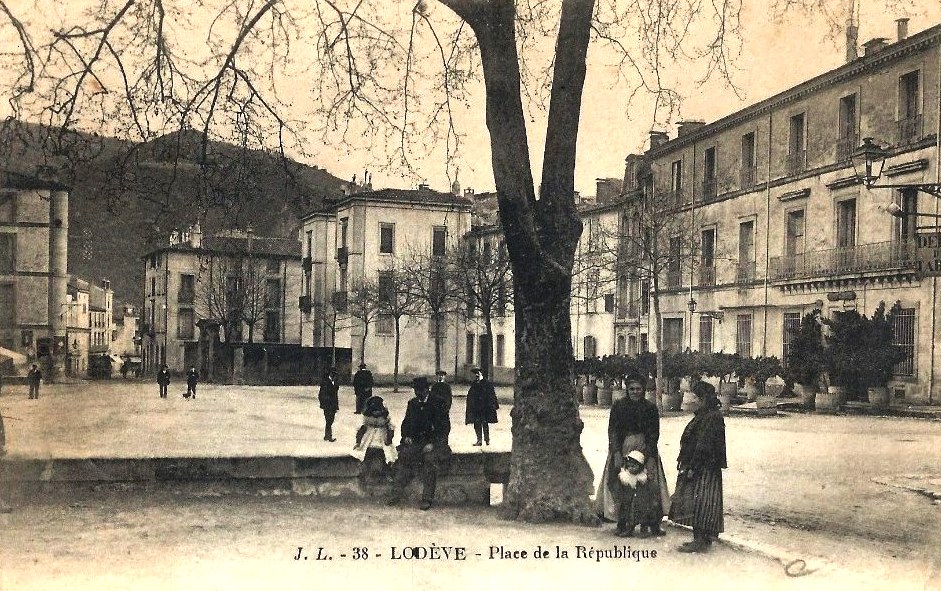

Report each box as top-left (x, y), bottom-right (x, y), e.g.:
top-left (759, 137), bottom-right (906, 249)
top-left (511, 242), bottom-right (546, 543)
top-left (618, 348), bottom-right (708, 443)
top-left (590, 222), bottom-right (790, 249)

top-left (387, 376), bottom-right (448, 510)
top-left (465, 367), bottom-right (499, 446)
top-left (352, 362), bottom-right (374, 414)
top-left (318, 367), bottom-right (340, 442)
top-left (429, 370), bottom-right (453, 443)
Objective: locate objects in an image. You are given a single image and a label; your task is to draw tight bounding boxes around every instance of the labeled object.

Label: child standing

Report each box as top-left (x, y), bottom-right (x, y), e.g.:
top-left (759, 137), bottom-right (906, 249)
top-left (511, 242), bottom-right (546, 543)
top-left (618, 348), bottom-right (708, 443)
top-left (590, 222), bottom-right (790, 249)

top-left (618, 450), bottom-right (662, 538)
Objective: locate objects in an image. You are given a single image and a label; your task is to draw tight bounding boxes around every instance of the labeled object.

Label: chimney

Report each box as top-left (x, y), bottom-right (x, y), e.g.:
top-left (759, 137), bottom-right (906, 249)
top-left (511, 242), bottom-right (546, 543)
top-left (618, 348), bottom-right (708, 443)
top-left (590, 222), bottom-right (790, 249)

top-left (418, 183), bottom-right (430, 191)
top-left (190, 222), bottom-right (202, 248)
top-left (677, 120), bottom-right (706, 138)
top-left (862, 37), bottom-right (889, 56)
top-left (648, 131), bottom-right (669, 150)
top-left (896, 18), bottom-right (909, 41)
top-left (464, 187), bottom-right (475, 198)
top-left (845, 19), bottom-right (858, 62)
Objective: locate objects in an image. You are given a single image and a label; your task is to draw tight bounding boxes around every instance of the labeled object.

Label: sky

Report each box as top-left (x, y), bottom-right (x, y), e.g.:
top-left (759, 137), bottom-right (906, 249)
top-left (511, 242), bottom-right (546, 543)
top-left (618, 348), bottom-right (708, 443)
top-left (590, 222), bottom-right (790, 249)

top-left (1, 1), bottom-right (940, 197)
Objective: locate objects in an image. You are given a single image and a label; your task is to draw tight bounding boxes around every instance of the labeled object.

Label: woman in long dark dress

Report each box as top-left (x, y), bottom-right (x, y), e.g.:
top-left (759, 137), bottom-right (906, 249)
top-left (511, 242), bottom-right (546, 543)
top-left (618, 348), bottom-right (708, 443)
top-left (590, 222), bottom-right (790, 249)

top-left (670, 380), bottom-right (727, 553)
top-left (596, 373), bottom-right (670, 537)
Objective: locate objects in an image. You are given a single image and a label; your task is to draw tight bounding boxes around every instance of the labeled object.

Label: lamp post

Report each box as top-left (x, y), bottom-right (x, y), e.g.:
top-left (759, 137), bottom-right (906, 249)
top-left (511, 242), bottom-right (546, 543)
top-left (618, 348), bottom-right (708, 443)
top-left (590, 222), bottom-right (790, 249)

top-left (851, 137), bottom-right (941, 197)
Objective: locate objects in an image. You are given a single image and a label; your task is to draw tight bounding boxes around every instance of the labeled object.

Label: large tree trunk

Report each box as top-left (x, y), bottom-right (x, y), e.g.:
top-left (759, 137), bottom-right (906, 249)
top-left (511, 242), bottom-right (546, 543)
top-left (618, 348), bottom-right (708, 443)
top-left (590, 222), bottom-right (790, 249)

top-left (443, 0), bottom-right (597, 523)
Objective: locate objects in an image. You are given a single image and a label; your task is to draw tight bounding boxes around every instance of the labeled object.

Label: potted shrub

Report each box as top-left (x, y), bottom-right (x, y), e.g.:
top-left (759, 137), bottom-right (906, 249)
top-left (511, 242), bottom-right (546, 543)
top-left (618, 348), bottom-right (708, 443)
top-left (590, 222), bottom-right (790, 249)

top-left (681, 350), bottom-right (709, 411)
top-left (736, 355), bottom-right (759, 401)
top-left (637, 351), bottom-right (658, 404)
top-left (753, 356), bottom-right (783, 415)
top-left (573, 358), bottom-right (586, 403)
top-left (820, 309), bottom-right (868, 411)
top-left (858, 301), bottom-right (906, 409)
top-left (661, 350), bottom-right (686, 411)
top-left (711, 352), bottom-right (740, 411)
top-left (785, 310), bottom-right (826, 409)
top-left (610, 355), bottom-right (635, 403)
top-left (596, 355), bottom-right (614, 407)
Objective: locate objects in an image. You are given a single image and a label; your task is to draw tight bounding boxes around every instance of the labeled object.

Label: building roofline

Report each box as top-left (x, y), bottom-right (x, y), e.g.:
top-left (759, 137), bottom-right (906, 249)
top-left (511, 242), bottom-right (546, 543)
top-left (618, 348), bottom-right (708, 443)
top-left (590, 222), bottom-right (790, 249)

top-left (647, 22), bottom-right (941, 157)
top-left (2, 170), bottom-right (71, 191)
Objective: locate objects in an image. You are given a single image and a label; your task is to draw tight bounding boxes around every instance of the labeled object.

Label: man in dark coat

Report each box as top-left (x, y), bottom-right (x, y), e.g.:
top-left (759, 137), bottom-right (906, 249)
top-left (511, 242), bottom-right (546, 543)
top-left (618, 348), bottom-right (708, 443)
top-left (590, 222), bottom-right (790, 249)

top-left (465, 367), bottom-right (498, 446)
top-left (27, 364), bottom-right (42, 400)
top-left (387, 376), bottom-right (448, 510)
top-left (157, 364), bottom-right (171, 399)
top-left (318, 367), bottom-right (340, 442)
top-left (184, 367), bottom-right (198, 399)
top-left (352, 363), bottom-right (373, 414)
top-left (429, 370), bottom-right (453, 443)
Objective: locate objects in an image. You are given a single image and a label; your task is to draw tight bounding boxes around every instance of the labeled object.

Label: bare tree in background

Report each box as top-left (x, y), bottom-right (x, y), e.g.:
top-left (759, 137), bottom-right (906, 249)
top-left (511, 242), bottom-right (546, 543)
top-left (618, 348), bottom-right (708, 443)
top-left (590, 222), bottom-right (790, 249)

top-left (0, 0), bottom-right (760, 521)
top-left (400, 245), bottom-right (458, 374)
top-left (378, 258), bottom-right (422, 392)
top-left (347, 277), bottom-right (381, 366)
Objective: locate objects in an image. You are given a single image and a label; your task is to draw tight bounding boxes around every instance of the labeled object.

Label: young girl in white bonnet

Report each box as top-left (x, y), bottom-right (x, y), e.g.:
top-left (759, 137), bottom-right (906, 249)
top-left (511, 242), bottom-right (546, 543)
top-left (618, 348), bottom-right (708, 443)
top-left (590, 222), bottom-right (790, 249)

top-left (351, 395), bottom-right (398, 464)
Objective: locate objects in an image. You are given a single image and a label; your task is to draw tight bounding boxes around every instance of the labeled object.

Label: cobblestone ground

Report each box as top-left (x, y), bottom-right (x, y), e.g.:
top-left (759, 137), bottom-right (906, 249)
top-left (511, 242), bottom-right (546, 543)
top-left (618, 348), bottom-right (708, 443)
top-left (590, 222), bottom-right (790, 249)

top-left (1, 380), bottom-right (940, 589)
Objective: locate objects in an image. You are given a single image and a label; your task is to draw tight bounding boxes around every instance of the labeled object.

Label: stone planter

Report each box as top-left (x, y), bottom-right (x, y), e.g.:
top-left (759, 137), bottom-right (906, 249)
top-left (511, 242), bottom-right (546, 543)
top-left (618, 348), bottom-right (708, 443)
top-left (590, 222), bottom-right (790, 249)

top-left (611, 387), bottom-right (626, 404)
top-left (764, 383), bottom-right (785, 398)
top-left (867, 386), bottom-right (891, 409)
top-left (582, 384), bottom-right (598, 405)
top-left (755, 393), bottom-right (777, 416)
top-left (742, 381), bottom-right (758, 402)
top-left (795, 382), bottom-right (817, 409)
top-left (718, 382), bottom-right (737, 413)
top-left (597, 385), bottom-right (613, 407)
top-left (815, 386), bottom-right (845, 413)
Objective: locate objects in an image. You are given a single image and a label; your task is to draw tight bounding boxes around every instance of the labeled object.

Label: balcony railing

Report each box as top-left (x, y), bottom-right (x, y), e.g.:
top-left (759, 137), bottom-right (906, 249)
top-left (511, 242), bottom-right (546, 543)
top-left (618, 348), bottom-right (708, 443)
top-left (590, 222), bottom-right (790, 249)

top-left (786, 150), bottom-right (806, 176)
top-left (177, 291), bottom-right (195, 305)
top-left (666, 269), bottom-right (682, 289)
top-left (836, 134), bottom-right (858, 162)
top-left (735, 261), bottom-right (757, 284)
top-left (898, 114), bottom-right (923, 145)
top-left (701, 178), bottom-right (717, 201)
top-left (768, 240), bottom-right (916, 281)
top-left (298, 295), bottom-right (312, 313)
top-left (698, 266), bottom-right (716, 287)
top-left (336, 247), bottom-right (349, 266)
top-left (740, 165), bottom-right (757, 188)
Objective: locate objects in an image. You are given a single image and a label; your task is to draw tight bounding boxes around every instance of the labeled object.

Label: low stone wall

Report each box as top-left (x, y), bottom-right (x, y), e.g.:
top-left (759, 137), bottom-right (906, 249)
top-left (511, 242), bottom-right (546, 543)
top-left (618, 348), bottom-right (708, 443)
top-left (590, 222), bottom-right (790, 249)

top-left (0, 452), bottom-right (511, 505)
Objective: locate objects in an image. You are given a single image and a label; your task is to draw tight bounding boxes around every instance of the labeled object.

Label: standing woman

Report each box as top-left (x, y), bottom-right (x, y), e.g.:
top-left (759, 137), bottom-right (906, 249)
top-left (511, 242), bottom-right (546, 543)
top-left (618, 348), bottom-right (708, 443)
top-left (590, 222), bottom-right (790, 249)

top-left (670, 380), bottom-right (727, 553)
top-left (596, 373), bottom-right (669, 537)
top-left (465, 367), bottom-right (498, 446)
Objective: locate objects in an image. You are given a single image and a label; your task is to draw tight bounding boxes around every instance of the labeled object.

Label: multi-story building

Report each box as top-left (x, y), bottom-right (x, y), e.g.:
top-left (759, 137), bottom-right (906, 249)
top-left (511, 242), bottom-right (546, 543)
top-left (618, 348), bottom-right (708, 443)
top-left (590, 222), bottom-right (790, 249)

top-left (299, 185), bottom-right (472, 378)
top-left (112, 304), bottom-right (140, 358)
top-left (65, 276), bottom-right (90, 375)
top-left (141, 225), bottom-right (302, 374)
top-left (89, 280), bottom-right (113, 356)
top-left (620, 19), bottom-right (941, 404)
top-left (0, 170), bottom-right (69, 375)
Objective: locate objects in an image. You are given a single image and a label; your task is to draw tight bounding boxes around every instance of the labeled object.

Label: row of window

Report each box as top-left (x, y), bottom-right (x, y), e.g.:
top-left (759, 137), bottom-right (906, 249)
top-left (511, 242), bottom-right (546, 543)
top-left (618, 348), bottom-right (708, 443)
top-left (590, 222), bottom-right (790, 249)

top-left (312, 222), bottom-right (451, 258)
top-left (659, 70), bottom-right (922, 202)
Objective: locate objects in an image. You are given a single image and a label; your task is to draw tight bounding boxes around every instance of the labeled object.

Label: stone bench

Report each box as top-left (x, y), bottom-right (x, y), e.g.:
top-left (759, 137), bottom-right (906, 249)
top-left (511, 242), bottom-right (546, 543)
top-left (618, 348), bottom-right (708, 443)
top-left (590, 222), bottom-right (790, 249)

top-left (0, 451), bottom-right (512, 505)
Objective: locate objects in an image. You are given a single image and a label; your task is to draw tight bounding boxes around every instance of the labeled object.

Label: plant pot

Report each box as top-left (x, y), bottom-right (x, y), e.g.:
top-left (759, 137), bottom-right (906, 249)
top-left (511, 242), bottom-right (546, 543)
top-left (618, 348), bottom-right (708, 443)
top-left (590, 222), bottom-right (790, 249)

top-left (867, 386), bottom-right (891, 409)
top-left (582, 384), bottom-right (598, 405)
top-left (742, 381), bottom-right (758, 402)
top-left (815, 386), bottom-right (845, 413)
top-left (718, 382), bottom-right (737, 412)
top-left (611, 387), bottom-right (626, 403)
top-left (597, 386), bottom-right (613, 406)
top-left (662, 391), bottom-right (682, 411)
top-left (755, 393), bottom-right (777, 416)
top-left (680, 390), bottom-right (699, 411)
top-left (795, 382), bottom-right (817, 409)
top-left (764, 383), bottom-right (785, 398)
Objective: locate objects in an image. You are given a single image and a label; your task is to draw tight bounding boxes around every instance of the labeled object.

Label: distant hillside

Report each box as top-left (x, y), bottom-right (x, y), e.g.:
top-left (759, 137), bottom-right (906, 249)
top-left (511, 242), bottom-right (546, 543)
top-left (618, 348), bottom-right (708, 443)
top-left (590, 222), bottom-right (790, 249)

top-left (0, 121), bottom-right (347, 306)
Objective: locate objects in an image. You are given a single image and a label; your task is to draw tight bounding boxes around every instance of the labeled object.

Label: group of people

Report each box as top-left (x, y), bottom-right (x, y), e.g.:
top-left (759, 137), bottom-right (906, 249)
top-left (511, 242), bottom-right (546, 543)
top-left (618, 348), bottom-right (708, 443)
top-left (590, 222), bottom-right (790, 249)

top-left (318, 363), bottom-right (500, 510)
top-left (155, 366), bottom-right (199, 399)
top-left (597, 376), bottom-right (727, 553)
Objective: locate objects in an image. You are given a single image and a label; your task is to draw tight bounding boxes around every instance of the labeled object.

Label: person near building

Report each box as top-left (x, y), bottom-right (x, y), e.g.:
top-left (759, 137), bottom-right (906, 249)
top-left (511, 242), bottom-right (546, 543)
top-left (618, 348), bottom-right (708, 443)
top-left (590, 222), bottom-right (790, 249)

top-left (318, 367), bottom-right (340, 442)
top-left (157, 364), bottom-right (170, 399)
top-left (27, 365), bottom-right (42, 400)
top-left (465, 367), bottom-right (498, 446)
top-left (429, 370), bottom-right (453, 442)
top-left (670, 380), bottom-right (727, 553)
top-left (352, 363), bottom-right (374, 414)
top-left (184, 367), bottom-right (198, 399)
top-left (387, 376), bottom-right (448, 510)
top-left (596, 373), bottom-right (669, 537)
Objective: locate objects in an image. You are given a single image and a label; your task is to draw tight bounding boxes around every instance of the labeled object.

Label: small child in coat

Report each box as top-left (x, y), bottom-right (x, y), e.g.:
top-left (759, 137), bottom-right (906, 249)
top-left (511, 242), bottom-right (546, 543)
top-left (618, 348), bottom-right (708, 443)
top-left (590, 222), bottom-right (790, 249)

top-left (351, 395), bottom-right (397, 464)
top-left (618, 450), bottom-right (661, 538)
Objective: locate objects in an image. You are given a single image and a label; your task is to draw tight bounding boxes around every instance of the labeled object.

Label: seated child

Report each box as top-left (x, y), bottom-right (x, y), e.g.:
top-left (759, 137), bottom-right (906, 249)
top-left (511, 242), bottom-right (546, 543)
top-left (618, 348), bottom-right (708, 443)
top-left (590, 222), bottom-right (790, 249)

top-left (351, 395), bottom-right (397, 464)
top-left (617, 449), bottom-right (660, 538)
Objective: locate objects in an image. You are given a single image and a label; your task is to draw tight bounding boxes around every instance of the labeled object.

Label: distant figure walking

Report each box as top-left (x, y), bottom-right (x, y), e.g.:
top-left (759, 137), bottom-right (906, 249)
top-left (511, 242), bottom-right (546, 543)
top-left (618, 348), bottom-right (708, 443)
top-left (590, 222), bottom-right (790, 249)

top-left (184, 367), bottom-right (198, 399)
top-left (465, 367), bottom-right (498, 446)
top-left (157, 365), bottom-right (170, 399)
top-left (318, 367), bottom-right (340, 442)
top-left (429, 370), bottom-right (453, 444)
top-left (27, 365), bottom-right (42, 400)
top-left (670, 381), bottom-right (727, 553)
top-left (352, 363), bottom-right (374, 414)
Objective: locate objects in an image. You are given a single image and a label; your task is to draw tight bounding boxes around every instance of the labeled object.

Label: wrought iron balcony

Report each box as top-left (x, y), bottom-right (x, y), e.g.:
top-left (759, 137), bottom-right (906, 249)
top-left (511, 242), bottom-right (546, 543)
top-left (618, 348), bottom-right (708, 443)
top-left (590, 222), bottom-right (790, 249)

top-left (698, 266), bottom-right (716, 287)
top-left (740, 165), bottom-right (757, 189)
top-left (768, 240), bottom-right (916, 281)
top-left (735, 261), bottom-right (757, 284)
top-left (666, 269), bottom-right (682, 289)
top-left (786, 150), bottom-right (806, 176)
top-left (701, 178), bottom-right (717, 201)
top-left (898, 114), bottom-right (923, 145)
top-left (836, 134), bottom-right (858, 162)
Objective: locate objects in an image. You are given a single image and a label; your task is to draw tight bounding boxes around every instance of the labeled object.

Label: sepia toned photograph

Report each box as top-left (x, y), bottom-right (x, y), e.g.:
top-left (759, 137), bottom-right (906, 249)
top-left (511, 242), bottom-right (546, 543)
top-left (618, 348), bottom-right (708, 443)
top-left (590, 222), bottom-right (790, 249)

top-left (0, 0), bottom-right (940, 589)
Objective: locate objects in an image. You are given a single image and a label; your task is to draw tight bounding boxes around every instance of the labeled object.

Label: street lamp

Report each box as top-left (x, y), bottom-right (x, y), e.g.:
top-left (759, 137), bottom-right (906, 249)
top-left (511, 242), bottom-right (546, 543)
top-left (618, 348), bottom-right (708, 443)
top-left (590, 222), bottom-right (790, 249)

top-left (851, 137), bottom-right (941, 197)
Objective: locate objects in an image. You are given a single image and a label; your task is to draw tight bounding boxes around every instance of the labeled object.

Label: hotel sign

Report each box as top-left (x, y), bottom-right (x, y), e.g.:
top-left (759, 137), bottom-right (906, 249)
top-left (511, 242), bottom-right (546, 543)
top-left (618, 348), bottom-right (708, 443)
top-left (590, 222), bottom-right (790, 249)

top-left (915, 233), bottom-right (941, 276)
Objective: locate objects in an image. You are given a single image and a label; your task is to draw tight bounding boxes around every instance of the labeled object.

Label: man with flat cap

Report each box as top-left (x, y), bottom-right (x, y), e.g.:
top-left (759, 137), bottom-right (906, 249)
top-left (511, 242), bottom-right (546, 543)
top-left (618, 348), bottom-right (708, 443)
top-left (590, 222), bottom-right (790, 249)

top-left (429, 370), bottom-right (453, 443)
top-left (388, 376), bottom-right (449, 510)
top-left (352, 362), bottom-right (374, 414)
